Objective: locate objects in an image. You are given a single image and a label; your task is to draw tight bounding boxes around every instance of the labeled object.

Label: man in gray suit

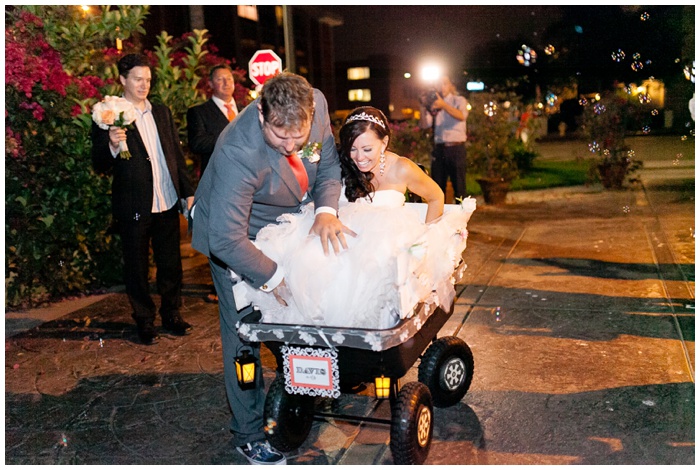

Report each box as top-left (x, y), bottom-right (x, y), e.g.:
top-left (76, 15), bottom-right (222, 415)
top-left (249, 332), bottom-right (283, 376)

top-left (191, 72), bottom-right (349, 465)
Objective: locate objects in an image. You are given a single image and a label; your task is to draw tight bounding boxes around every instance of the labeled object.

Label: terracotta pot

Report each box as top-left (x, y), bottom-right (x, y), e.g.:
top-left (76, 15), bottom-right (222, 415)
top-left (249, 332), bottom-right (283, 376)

top-left (476, 178), bottom-right (511, 205)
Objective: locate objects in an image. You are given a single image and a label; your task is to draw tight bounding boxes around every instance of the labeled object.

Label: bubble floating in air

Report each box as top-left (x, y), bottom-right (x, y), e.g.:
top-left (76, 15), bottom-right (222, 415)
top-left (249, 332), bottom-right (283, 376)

top-left (611, 49), bottom-right (625, 62)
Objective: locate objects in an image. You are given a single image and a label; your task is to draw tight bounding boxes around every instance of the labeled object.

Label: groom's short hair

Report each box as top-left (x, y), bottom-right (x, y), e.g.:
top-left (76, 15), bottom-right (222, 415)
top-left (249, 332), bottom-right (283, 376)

top-left (118, 53), bottom-right (151, 79)
top-left (260, 72), bottom-right (314, 130)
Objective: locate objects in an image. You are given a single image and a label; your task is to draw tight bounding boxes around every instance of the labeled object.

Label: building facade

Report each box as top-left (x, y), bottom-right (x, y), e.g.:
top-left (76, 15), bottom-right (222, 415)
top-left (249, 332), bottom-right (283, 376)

top-left (334, 55), bottom-right (424, 121)
top-left (142, 5), bottom-right (342, 110)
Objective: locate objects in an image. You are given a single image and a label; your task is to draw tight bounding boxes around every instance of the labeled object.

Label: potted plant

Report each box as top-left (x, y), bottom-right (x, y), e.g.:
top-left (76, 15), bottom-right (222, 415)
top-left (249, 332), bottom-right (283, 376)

top-left (580, 90), bottom-right (643, 189)
top-left (467, 92), bottom-right (521, 204)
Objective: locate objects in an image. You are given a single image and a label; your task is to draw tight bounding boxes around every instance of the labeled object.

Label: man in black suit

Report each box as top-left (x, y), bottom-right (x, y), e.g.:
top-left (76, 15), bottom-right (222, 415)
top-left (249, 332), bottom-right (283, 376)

top-left (92, 53), bottom-right (195, 345)
top-left (187, 65), bottom-right (240, 304)
top-left (187, 64), bottom-right (239, 175)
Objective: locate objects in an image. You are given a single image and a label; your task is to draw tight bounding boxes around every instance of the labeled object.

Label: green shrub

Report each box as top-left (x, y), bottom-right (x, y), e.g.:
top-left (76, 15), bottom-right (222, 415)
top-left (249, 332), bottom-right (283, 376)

top-left (509, 140), bottom-right (539, 172)
top-left (5, 8), bottom-right (132, 308)
top-left (387, 119), bottom-right (433, 170)
top-left (5, 6), bottom-right (253, 308)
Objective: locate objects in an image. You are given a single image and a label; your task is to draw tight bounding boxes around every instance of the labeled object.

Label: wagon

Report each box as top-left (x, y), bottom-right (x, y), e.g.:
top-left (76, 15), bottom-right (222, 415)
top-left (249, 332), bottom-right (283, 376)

top-left (237, 263), bottom-right (474, 465)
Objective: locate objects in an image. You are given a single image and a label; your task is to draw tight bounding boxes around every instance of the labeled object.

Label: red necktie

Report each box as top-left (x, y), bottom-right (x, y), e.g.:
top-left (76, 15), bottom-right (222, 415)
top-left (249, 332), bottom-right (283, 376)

top-left (224, 103), bottom-right (236, 122)
top-left (286, 153), bottom-right (308, 195)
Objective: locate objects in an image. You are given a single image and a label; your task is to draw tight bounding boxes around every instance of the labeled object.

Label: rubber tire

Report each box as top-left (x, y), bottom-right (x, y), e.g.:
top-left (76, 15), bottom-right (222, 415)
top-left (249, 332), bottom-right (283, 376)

top-left (263, 375), bottom-right (315, 452)
top-left (418, 336), bottom-right (474, 408)
top-left (390, 381), bottom-right (434, 465)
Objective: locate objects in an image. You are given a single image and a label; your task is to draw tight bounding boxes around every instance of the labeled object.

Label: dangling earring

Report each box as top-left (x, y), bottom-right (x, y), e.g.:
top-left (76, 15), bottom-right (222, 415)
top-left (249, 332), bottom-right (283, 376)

top-left (379, 150), bottom-right (386, 176)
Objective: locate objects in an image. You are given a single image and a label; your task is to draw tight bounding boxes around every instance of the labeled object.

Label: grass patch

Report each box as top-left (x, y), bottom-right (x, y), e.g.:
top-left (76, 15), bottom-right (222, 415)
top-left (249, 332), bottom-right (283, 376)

top-left (466, 159), bottom-right (590, 195)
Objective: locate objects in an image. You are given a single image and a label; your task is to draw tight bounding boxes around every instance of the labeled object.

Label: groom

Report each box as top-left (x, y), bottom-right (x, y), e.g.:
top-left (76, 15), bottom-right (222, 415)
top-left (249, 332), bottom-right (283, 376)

top-left (191, 72), bottom-right (349, 465)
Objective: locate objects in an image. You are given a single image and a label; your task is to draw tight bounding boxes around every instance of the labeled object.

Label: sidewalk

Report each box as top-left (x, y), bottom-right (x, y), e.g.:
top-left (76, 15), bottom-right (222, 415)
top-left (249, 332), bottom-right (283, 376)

top-left (5, 136), bottom-right (695, 464)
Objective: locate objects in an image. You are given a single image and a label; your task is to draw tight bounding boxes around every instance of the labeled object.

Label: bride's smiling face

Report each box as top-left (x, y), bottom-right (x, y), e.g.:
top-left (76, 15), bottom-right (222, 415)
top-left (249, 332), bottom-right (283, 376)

top-left (350, 130), bottom-right (388, 174)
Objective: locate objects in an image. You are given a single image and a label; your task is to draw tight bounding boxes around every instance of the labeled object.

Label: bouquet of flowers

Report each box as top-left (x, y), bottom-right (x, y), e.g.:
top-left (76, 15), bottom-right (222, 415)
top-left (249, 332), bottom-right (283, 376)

top-left (92, 96), bottom-right (137, 159)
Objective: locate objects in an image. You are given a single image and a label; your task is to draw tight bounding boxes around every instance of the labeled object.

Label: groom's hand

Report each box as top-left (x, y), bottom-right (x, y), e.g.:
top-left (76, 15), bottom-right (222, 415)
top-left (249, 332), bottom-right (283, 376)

top-left (310, 212), bottom-right (356, 256)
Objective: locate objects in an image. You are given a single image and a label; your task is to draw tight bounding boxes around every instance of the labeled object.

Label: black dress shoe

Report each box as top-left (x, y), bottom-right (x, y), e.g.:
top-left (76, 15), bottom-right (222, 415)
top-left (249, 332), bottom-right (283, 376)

top-left (162, 315), bottom-right (193, 336)
top-left (136, 321), bottom-right (160, 345)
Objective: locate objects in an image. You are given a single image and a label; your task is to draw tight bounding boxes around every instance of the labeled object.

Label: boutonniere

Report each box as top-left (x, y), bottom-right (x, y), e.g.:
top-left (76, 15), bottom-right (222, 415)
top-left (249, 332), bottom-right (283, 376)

top-left (299, 142), bottom-right (322, 163)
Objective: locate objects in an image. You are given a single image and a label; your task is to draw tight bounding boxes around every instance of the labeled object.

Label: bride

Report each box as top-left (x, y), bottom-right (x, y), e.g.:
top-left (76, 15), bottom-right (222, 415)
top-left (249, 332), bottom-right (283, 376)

top-left (241, 106), bottom-right (475, 329)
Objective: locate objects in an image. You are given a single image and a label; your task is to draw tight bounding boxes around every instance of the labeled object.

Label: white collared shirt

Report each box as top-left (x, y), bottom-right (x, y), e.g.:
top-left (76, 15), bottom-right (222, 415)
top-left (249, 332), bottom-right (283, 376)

top-left (212, 95), bottom-right (238, 119)
top-left (133, 99), bottom-right (178, 213)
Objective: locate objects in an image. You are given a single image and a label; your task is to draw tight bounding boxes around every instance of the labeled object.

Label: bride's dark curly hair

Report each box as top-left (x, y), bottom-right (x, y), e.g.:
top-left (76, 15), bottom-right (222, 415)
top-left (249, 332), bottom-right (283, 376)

top-left (338, 106), bottom-right (391, 202)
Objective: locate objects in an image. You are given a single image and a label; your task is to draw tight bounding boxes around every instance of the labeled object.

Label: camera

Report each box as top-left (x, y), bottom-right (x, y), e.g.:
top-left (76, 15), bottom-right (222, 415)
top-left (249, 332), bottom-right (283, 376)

top-left (421, 88), bottom-right (439, 109)
top-left (421, 88), bottom-right (441, 116)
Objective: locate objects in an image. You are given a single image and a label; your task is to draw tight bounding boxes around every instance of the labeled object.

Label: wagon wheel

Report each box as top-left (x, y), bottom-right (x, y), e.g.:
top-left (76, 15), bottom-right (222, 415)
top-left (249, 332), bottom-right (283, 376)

top-left (264, 374), bottom-right (315, 452)
top-left (390, 381), bottom-right (433, 465)
top-left (418, 336), bottom-right (474, 408)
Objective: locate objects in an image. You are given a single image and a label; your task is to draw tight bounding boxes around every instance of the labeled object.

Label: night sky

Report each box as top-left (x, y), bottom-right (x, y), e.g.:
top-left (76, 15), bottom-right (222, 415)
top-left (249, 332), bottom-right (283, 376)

top-left (323, 5), bottom-right (564, 75)
top-left (321, 4), bottom-right (694, 88)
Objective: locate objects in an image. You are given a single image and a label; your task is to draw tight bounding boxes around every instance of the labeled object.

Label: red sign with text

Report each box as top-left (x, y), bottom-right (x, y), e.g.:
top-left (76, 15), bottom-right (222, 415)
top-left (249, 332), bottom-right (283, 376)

top-left (248, 49), bottom-right (283, 86)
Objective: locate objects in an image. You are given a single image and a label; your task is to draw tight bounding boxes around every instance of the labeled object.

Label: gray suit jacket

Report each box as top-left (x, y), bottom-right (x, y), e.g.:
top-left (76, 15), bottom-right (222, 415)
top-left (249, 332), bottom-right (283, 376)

top-left (191, 89), bottom-right (341, 288)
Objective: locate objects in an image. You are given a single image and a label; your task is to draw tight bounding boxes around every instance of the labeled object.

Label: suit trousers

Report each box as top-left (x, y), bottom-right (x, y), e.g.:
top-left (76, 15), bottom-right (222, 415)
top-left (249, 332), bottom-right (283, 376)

top-left (209, 258), bottom-right (267, 447)
top-left (431, 143), bottom-right (468, 201)
top-left (119, 204), bottom-right (183, 323)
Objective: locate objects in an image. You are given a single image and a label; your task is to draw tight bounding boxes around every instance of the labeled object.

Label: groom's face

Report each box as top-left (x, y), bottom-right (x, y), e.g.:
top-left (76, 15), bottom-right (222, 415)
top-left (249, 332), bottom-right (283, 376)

top-left (260, 119), bottom-right (312, 156)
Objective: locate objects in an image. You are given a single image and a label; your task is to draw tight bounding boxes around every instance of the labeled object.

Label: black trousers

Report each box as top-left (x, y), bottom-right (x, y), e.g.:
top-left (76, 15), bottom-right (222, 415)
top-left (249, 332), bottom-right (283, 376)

top-left (431, 143), bottom-right (467, 201)
top-left (119, 204), bottom-right (182, 323)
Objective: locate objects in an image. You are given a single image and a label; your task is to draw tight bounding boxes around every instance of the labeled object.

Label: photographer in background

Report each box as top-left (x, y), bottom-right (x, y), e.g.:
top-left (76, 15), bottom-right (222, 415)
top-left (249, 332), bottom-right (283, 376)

top-left (419, 75), bottom-right (468, 203)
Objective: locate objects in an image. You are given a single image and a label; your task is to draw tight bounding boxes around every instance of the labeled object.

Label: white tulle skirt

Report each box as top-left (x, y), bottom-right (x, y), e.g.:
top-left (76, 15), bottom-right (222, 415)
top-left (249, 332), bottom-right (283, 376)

top-left (240, 192), bottom-right (476, 330)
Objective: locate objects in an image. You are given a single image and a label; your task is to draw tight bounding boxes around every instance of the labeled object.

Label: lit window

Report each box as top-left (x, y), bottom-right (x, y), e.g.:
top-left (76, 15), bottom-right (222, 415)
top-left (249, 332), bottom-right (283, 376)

top-left (347, 67), bottom-right (370, 80)
top-left (349, 89), bottom-right (372, 102)
top-left (237, 5), bottom-right (258, 21)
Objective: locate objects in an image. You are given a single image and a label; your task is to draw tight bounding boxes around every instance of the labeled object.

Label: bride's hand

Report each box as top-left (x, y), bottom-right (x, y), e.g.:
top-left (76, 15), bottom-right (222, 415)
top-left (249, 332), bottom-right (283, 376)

top-left (272, 279), bottom-right (290, 306)
top-left (309, 212), bottom-right (356, 256)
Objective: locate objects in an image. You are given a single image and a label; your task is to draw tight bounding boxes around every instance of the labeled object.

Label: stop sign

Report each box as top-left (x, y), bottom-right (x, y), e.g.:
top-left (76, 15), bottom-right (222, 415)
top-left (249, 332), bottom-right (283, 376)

top-left (248, 49), bottom-right (283, 86)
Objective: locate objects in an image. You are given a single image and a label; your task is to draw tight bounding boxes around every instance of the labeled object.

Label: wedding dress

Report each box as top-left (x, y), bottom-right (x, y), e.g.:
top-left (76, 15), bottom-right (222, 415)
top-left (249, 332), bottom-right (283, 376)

top-left (239, 190), bottom-right (476, 330)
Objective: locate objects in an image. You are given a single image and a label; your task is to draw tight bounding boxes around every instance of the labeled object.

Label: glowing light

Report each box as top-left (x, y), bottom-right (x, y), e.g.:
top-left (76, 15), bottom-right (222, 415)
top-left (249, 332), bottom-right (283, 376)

top-left (404, 72), bottom-right (411, 79)
top-left (544, 44), bottom-right (556, 56)
top-left (420, 64), bottom-right (442, 83)
top-left (466, 81), bottom-right (485, 91)
top-left (640, 11), bottom-right (650, 21)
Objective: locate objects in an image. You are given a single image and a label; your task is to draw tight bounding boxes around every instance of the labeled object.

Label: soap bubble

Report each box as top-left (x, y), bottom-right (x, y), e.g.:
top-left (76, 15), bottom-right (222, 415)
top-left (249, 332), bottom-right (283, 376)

top-left (638, 93), bottom-right (651, 104)
top-left (483, 101), bottom-right (498, 117)
top-left (611, 49), bottom-right (625, 62)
